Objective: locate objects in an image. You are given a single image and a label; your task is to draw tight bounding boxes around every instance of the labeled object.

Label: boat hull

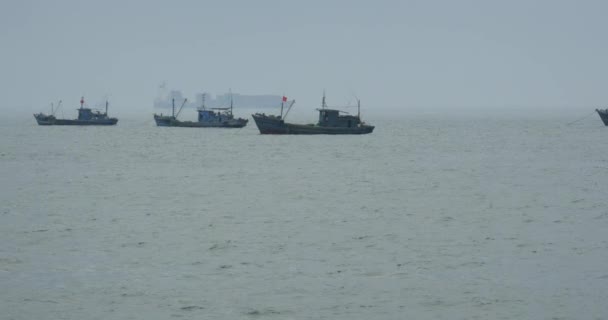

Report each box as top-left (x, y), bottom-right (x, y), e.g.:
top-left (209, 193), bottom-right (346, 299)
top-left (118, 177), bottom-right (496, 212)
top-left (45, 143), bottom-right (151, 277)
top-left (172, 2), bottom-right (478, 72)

top-left (252, 114), bottom-right (374, 135)
top-left (154, 115), bottom-right (174, 127)
top-left (34, 114), bottom-right (118, 126)
top-left (154, 114), bottom-right (247, 128)
top-left (596, 109), bottom-right (608, 126)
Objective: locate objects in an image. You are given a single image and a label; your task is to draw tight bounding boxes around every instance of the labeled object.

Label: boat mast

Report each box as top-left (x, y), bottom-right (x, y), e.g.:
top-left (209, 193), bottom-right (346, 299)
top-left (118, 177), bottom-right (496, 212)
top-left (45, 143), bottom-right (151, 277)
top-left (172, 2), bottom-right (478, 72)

top-left (201, 93), bottom-right (206, 110)
top-left (280, 94), bottom-right (284, 119)
top-left (283, 99), bottom-right (296, 119)
top-left (105, 100), bottom-right (109, 115)
top-left (357, 99), bottom-right (360, 119)
top-left (80, 96), bottom-right (84, 109)
top-left (172, 98), bottom-right (175, 118)
top-left (230, 92), bottom-right (233, 115)
top-left (52, 100), bottom-right (62, 116)
top-left (175, 98), bottom-right (188, 118)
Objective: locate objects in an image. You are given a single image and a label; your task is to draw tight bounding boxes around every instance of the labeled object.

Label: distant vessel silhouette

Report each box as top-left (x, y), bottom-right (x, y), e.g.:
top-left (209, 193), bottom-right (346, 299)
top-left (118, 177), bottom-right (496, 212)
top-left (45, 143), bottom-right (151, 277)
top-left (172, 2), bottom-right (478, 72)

top-left (596, 108), bottom-right (608, 126)
top-left (252, 93), bottom-right (374, 134)
top-left (154, 94), bottom-right (248, 128)
top-left (34, 97), bottom-right (118, 126)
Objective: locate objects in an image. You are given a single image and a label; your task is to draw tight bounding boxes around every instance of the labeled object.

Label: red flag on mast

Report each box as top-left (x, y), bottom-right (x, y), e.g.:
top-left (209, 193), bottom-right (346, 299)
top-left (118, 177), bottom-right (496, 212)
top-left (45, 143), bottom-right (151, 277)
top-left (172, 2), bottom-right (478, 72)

top-left (282, 96), bottom-right (287, 102)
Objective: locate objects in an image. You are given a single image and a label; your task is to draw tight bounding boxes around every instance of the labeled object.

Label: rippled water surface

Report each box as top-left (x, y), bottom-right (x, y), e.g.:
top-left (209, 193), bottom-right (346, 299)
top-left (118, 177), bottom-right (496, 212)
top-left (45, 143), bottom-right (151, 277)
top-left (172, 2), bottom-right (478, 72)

top-left (1, 111), bottom-right (607, 319)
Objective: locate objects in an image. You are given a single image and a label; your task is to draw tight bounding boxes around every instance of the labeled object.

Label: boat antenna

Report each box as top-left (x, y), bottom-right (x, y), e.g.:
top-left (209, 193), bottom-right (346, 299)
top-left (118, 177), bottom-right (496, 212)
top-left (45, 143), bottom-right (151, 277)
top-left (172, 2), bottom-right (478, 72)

top-left (349, 92), bottom-right (360, 118)
top-left (172, 98), bottom-right (175, 118)
top-left (175, 98), bottom-right (188, 118)
top-left (322, 90), bottom-right (326, 109)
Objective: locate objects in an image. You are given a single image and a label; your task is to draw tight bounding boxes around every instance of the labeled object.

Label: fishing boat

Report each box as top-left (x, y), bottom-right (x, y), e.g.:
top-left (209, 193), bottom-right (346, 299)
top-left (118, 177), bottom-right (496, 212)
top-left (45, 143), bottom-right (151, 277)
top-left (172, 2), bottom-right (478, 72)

top-left (194, 94), bottom-right (248, 128)
top-left (34, 97), bottom-right (118, 126)
top-left (596, 108), bottom-right (608, 126)
top-left (251, 93), bottom-right (374, 134)
top-left (153, 98), bottom-right (187, 126)
top-left (154, 94), bottom-right (248, 128)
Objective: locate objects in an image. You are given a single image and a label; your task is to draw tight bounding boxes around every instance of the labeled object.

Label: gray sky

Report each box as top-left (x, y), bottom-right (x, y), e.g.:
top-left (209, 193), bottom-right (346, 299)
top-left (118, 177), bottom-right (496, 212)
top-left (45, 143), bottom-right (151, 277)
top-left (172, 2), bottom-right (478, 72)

top-left (1, 0), bottom-right (607, 115)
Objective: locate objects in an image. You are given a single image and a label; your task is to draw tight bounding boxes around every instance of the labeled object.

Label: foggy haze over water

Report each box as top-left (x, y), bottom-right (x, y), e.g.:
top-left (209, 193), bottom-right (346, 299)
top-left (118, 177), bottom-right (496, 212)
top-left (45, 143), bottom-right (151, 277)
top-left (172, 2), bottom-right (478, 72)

top-left (1, 0), bottom-right (607, 113)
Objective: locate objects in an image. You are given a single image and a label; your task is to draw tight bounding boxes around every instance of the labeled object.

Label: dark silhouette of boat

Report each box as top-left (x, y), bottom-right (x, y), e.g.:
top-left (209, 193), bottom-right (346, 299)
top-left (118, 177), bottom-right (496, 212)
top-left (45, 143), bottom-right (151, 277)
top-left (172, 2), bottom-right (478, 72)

top-left (154, 94), bottom-right (248, 128)
top-left (34, 97), bottom-right (118, 126)
top-left (596, 108), bottom-right (608, 126)
top-left (252, 94), bottom-right (374, 134)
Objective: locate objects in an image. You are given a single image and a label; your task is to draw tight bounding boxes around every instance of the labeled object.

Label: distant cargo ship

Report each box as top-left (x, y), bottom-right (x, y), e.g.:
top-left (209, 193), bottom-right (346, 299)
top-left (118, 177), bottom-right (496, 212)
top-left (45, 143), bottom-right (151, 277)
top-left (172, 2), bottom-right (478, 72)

top-left (153, 91), bottom-right (281, 110)
top-left (34, 97), bottom-right (118, 126)
top-left (154, 95), bottom-right (248, 128)
top-left (252, 94), bottom-right (374, 134)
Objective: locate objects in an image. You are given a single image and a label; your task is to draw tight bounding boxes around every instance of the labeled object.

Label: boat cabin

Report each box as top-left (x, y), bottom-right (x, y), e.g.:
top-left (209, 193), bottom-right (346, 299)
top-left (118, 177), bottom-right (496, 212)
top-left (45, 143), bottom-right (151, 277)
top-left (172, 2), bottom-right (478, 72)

top-left (317, 109), bottom-right (361, 128)
top-left (78, 108), bottom-right (106, 120)
top-left (198, 108), bottom-right (233, 123)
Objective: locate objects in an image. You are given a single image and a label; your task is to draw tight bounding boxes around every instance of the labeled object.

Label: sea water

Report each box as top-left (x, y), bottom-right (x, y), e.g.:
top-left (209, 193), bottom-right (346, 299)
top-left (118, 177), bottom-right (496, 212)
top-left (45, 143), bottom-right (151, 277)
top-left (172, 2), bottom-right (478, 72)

top-left (1, 110), bottom-right (607, 319)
